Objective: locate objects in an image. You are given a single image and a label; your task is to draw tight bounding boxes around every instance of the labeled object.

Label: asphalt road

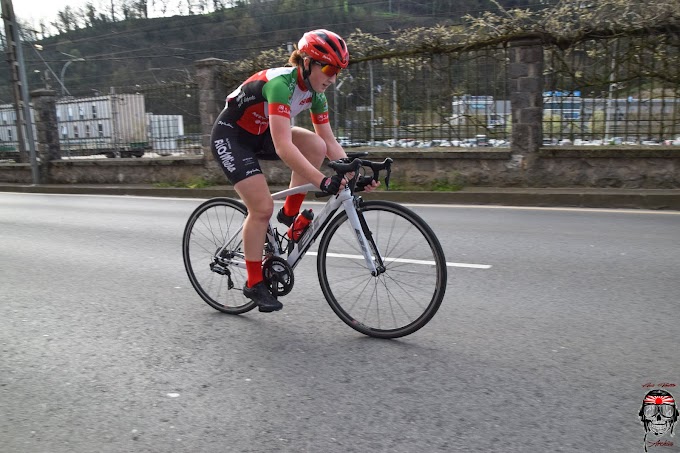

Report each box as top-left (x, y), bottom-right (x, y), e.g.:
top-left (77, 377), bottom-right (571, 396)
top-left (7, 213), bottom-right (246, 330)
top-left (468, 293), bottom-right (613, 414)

top-left (1, 193), bottom-right (679, 452)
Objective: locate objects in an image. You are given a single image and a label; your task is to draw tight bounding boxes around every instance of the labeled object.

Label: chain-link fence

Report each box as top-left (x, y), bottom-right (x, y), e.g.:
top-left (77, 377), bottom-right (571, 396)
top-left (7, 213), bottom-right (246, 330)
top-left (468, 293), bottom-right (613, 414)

top-left (3, 28), bottom-right (679, 164)
top-left (59, 82), bottom-right (201, 158)
top-left (0, 82), bottom-right (200, 161)
top-left (322, 49), bottom-right (510, 149)
top-left (218, 31), bottom-right (678, 149)
top-left (0, 106), bottom-right (25, 161)
top-left (222, 47), bottom-right (512, 150)
top-left (543, 33), bottom-right (680, 146)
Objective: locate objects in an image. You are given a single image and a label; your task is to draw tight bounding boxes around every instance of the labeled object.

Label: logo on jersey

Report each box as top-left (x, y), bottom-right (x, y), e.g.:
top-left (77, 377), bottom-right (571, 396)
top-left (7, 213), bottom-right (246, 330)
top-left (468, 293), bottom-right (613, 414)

top-left (312, 112), bottom-right (329, 124)
top-left (237, 93), bottom-right (256, 108)
top-left (269, 103), bottom-right (291, 117)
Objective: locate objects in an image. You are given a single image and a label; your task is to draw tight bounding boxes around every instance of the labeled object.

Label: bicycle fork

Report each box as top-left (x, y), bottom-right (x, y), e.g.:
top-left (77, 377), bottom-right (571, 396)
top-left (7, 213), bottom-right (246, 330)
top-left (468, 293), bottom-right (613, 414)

top-left (342, 197), bottom-right (386, 276)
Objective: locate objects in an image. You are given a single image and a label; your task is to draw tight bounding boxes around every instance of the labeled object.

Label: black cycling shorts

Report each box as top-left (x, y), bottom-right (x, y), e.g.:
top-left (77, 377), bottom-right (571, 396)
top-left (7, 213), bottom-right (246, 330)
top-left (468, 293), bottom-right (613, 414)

top-left (210, 109), bottom-right (280, 185)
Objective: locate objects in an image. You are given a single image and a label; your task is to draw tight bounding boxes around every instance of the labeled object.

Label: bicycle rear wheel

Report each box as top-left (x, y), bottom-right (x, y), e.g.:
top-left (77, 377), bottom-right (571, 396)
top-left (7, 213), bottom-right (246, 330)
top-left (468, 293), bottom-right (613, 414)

top-left (317, 200), bottom-right (447, 338)
top-left (182, 197), bottom-right (256, 314)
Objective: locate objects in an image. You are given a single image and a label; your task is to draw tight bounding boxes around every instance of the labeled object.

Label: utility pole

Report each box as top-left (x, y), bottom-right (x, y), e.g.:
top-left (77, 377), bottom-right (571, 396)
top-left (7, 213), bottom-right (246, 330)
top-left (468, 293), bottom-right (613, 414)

top-left (2, 0), bottom-right (39, 183)
top-left (368, 61), bottom-right (374, 144)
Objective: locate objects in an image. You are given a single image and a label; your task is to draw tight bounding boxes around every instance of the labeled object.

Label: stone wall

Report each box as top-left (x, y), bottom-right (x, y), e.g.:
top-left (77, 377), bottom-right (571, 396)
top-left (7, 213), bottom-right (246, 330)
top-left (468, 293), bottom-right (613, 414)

top-left (534, 148), bottom-right (680, 188)
top-left (3, 148), bottom-right (678, 189)
top-left (0, 163), bottom-right (32, 183)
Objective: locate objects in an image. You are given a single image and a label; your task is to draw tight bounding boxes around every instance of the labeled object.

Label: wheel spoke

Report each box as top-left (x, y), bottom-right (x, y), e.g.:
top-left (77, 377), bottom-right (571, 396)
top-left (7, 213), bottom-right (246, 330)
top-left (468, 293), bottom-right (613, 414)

top-left (182, 198), bottom-right (255, 314)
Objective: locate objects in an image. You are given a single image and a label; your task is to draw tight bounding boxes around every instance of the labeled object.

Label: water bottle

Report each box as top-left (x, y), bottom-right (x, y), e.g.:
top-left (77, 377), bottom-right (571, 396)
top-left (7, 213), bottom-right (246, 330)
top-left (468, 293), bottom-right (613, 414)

top-left (288, 209), bottom-right (314, 242)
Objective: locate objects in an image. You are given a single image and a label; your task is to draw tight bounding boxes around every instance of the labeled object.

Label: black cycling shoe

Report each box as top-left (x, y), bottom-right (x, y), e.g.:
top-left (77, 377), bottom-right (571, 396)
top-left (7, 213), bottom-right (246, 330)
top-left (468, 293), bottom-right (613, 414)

top-left (276, 207), bottom-right (296, 228)
top-left (243, 282), bottom-right (283, 312)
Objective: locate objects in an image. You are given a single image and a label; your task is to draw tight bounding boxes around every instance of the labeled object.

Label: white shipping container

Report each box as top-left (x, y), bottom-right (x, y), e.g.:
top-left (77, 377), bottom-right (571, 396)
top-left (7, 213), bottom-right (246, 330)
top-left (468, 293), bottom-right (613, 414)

top-left (56, 94), bottom-right (147, 149)
top-left (147, 114), bottom-right (184, 152)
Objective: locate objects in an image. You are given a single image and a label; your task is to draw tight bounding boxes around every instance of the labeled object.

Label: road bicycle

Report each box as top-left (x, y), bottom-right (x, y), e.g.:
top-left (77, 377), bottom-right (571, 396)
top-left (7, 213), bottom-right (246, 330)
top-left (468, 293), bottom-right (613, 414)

top-left (182, 154), bottom-right (447, 338)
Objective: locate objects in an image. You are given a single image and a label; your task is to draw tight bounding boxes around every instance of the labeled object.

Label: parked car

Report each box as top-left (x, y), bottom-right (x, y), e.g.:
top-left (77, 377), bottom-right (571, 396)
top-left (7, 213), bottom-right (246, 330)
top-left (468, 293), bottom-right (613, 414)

top-left (475, 135), bottom-right (490, 147)
top-left (337, 136), bottom-right (353, 147)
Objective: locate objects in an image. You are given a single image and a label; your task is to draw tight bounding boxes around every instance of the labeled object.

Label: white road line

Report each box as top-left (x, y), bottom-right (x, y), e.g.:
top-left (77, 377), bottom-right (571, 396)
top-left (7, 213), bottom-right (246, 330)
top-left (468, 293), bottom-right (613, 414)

top-left (400, 203), bottom-right (680, 215)
top-left (5, 193), bottom-right (678, 215)
top-left (306, 251), bottom-right (491, 269)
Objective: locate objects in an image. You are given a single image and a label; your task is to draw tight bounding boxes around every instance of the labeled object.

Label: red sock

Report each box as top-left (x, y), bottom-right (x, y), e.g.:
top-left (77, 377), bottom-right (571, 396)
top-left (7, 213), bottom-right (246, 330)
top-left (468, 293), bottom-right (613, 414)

top-left (283, 193), bottom-right (306, 217)
top-left (246, 260), bottom-right (263, 287)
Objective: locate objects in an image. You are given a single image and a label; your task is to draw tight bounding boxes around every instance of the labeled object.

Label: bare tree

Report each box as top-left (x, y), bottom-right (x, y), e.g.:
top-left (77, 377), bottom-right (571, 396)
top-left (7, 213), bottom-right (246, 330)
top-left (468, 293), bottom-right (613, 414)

top-left (83, 2), bottom-right (98, 27)
top-left (55, 6), bottom-right (78, 32)
top-left (137, 0), bottom-right (149, 18)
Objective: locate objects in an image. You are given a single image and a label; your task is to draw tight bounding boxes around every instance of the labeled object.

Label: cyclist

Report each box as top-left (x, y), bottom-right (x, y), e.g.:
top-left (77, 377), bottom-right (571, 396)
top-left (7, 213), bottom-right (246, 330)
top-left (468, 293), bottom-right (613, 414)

top-left (210, 29), bottom-right (378, 313)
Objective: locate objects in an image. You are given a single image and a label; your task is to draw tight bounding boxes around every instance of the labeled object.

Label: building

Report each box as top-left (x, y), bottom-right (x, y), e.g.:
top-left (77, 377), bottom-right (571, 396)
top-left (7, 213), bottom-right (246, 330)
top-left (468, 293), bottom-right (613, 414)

top-left (0, 94), bottom-right (187, 159)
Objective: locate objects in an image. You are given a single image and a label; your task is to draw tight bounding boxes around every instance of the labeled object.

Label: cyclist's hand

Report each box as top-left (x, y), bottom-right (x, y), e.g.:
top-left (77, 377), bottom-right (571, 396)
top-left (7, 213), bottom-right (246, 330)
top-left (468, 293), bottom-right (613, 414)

top-left (319, 175), bottom-right (344, 195)
top-left (357, 177), bottom-right (380, 193)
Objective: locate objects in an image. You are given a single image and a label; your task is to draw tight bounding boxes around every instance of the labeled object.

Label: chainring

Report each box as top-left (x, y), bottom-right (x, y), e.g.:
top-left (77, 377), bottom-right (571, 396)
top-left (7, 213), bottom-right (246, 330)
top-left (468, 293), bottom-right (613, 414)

top-left (262, 256), bottom-right (294, 297)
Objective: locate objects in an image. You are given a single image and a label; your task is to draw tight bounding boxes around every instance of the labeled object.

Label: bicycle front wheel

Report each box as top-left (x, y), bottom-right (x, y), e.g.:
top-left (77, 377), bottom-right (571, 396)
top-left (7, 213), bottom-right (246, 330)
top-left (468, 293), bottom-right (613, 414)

top-left (182, 197), bottom-right (256, 314)
top-left (317, 200), bottom-right (447, 338)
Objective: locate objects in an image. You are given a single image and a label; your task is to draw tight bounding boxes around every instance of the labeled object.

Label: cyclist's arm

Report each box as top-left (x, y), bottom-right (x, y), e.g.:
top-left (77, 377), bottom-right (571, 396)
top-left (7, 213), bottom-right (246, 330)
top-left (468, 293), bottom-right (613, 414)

top-left (312, 121), bottom-right (379, 192)
top-left (263, 75), bottom-right (327, 187)
top-left (269, 115), bottom-right (326, 186)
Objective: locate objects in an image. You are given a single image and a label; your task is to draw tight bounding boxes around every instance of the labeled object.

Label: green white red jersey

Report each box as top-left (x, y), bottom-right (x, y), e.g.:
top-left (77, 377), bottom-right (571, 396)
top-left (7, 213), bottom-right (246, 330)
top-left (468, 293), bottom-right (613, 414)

top-left (224, 66), bottom-right (330, 135)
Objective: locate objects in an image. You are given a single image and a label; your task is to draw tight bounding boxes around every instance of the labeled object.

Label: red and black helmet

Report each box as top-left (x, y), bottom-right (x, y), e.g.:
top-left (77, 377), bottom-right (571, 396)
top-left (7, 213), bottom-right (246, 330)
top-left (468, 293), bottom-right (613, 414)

top-left (297, 29), bottom-right (349, 69)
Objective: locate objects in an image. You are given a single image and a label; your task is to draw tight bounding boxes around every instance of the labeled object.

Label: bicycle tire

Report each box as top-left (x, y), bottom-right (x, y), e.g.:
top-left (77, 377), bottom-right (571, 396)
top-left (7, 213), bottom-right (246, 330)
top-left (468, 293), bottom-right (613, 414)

top-left (317, 200), bottom-right (447, 338)
top-left (182, 197), bottom-right (256, 314)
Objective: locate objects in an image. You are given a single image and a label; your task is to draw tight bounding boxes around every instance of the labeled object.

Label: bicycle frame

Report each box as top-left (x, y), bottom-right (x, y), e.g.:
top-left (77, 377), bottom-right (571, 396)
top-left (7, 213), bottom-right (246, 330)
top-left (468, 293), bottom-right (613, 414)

top-left (217, 182), bottom-right (381, 275)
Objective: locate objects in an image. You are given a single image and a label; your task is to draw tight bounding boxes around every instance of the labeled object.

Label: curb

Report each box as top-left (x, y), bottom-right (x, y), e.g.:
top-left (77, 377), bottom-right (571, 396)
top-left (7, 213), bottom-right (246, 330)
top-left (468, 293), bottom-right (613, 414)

top-left (1, 184), bottom-right (680, 210)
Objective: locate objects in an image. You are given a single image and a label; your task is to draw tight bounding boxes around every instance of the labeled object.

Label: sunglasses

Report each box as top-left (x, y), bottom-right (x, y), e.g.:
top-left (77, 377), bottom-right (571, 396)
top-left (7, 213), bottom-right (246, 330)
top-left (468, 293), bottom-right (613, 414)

top-left (312, 60), bottom-right (342, 77)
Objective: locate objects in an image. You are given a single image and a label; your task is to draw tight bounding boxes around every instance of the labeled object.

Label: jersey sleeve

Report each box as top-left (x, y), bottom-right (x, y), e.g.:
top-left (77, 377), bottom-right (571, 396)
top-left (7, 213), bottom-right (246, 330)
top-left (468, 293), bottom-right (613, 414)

top-left (310, 93), bottom-right (329, 124)
top-left (262, 77), bottom-right (292, 119)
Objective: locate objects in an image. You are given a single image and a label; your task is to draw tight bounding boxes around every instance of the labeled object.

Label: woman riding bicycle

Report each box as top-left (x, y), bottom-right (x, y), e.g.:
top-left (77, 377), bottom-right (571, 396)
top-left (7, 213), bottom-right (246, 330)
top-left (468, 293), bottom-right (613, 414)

top-left (210, 29), bottom-right (378, 313)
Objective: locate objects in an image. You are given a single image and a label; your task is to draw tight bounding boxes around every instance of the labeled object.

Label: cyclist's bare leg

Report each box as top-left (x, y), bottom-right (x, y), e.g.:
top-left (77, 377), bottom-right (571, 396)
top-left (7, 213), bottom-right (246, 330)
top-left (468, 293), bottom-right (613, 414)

top-left (275, 127), bottom-right (328, 220)
top-left (290, 126), bottom-right (360, 191)
top-left (233, 174), bottom-right (282, 311)
top-left (290, 126), bottom-right (326, 188)
top-left (234, 174), bottom-right (273, 264)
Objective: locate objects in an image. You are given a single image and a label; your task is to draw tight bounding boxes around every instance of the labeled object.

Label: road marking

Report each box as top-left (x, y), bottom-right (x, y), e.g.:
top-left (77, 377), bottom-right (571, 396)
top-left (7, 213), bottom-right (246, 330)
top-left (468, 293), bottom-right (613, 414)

top-left (306, 251), bottom-right (491, 269)
top-left (401, 203), bottom-right (680, 215)
top-left (5, 193), bottom-right (677, 215)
